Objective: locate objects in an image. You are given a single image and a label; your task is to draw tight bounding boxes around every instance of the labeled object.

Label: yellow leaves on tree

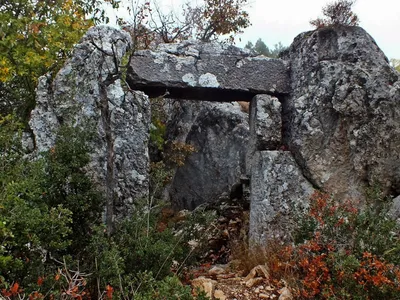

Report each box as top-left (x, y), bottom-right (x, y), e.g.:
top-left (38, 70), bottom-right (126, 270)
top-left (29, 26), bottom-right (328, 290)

top-left (0, 0), bottom-right (93, 85)
top-left (0, 58), bottom-right (12, 82)
top-left (0, 0), bottom-right (111, 117)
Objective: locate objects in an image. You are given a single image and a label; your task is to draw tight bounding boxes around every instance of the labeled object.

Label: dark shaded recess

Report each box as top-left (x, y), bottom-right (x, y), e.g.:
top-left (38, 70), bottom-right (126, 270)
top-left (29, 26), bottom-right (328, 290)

top-left (128, 83), bottom-right (259, 102)
top-left (256, 140), bottom-right (281, 151)
top-left (169, 103), bottom-right (249, 209)
top-left (230, 182), bottom-right (243, 202)
top-left (277, 94), bottom-right (292, 149)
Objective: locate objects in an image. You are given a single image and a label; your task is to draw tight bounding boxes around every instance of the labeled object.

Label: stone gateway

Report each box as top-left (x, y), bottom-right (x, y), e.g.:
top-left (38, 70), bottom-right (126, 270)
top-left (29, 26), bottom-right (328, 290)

top-left (29, 25), bottom-right (400, 244)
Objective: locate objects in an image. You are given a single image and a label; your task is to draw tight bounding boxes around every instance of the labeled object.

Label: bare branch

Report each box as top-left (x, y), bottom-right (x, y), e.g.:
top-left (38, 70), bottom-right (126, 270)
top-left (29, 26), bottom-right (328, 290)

top-left (310, 0), bottom-right (359, 28)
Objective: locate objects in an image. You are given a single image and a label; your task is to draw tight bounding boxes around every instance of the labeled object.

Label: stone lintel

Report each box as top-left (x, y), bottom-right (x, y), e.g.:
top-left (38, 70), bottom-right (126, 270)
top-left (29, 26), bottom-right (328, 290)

top-left (127, 41), bottom-right (290, 101)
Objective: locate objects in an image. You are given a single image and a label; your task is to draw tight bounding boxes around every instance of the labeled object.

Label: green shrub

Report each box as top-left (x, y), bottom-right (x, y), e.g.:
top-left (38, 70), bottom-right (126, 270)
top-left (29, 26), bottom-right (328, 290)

top-left (0, 115), bottom-right (209, 299)
top-left (0, 119), bottom-right (104, 293)
top-left (86, 196), bottom-right (214, 298)
top-left (0, 116), bottom-right (73, 288)
top-left (133, 272), bottom-right (209, 300)
top-left (42, 125), bottom-right (104, 254)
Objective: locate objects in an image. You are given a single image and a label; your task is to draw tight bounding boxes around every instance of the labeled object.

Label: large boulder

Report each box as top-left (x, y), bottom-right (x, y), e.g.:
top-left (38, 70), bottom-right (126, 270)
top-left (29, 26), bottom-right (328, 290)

top-left (281, 26), bottom-right (400, 200)
top-left (29, 26), bottom-right (150, 218)
top-left (127, 41), bottom-right (290, 102)
top-left (166, 100), bottom-right (249, 209)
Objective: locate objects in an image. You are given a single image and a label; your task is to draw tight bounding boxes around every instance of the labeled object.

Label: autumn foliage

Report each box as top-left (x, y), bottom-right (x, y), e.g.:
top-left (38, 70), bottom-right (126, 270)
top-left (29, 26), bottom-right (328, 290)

top-left (119, 0), bottom-right (250, 47)
top-left (198, 0), bottom-right (251, 42)
top-left (269, 191), bottom-right (400, 299)
top-left (233, 190), bottom-right (400, 299)
top-left (0, 271), bottom-right (114, 300)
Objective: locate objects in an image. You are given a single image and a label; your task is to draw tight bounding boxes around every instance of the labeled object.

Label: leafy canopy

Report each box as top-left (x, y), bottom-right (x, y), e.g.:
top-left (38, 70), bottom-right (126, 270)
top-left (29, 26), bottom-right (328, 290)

top-left (0, 0), bottom-right (99, 82)
top-left (0, 0), bottom-right (118, 118)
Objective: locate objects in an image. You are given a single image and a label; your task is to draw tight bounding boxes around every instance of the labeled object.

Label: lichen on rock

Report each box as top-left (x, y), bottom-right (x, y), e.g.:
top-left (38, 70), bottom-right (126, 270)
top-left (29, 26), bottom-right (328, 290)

top-left (29, 26), bottom-right (150, 221)
top-left (281, 26), bottom-right (400, 201)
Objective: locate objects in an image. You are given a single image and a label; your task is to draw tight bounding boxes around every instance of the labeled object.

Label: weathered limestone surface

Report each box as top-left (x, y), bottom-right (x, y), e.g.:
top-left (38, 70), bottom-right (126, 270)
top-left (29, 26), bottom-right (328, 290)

top-left (165, 100), bottom-right (249, 209)
top-left (281, 26), bottom-right (400, 200)
top-left (29, 26), bottom-right (150, 217)
top-left (246, 94), bottom-right (282, 177)
top-left (127, 41), bottom-right (290, 101)
top-left (249, 151), bottom-right (314, 243)
top-left (246, 94), bottom-right (314, 244)
top-left (249, 94), bottom-right (282, 151)
top-left (27, 24), bottom-right (400, 240)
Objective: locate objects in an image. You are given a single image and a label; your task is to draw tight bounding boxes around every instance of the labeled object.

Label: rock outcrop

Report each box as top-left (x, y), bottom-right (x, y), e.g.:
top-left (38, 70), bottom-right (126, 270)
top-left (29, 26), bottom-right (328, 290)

top-left (281, 26), bottom-right (400, 201)
top-left (127, 41), bottom-right (290, 102)
top-left (29, 26), bottom-right (150, 218)
top-left (166, 100), bottom-right (249, 209)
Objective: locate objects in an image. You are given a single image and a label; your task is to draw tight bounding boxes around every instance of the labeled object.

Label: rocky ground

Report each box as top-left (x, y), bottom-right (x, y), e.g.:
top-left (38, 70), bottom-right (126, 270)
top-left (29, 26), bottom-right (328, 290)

top-left (188, 263), bottom-right (293, 300)
top-left (176, 197), bottom-right (295, 300)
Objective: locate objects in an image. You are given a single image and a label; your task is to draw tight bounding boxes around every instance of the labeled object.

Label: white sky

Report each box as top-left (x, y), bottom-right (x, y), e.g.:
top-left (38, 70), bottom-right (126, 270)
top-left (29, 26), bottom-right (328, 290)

top-left (237, 0), bottom-right (400, 59)
top-left (111, 0), bottom-right (400, 59)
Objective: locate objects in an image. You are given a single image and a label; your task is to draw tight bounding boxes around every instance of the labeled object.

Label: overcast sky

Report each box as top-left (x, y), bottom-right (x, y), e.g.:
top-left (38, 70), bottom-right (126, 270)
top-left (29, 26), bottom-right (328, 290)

top-left (238, 0), bottom-right (399, 59)
top-left (112, 0), bottom-right (400, 59)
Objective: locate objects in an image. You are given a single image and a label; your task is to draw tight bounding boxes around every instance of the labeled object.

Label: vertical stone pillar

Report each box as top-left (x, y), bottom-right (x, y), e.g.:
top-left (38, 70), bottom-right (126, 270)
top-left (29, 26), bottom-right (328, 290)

top-left (247, 94), bottom-right (314, 244)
